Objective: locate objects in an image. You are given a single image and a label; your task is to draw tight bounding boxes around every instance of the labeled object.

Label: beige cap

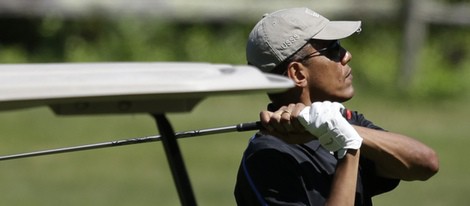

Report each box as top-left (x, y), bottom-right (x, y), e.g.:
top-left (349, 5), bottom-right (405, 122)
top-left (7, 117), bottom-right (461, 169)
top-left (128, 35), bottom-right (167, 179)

top-left (246, 7), bottom-right (362, 72)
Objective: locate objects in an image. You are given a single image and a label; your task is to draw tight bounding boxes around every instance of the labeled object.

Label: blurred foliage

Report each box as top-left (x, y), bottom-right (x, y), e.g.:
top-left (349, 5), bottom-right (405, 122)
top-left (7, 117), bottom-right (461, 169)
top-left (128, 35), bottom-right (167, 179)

top-left (0, 15), bottom-right (469, 100)
top-left (412, 25), bottom-right (470, 99)
top-left (436, 0), bottom-right (469, 3)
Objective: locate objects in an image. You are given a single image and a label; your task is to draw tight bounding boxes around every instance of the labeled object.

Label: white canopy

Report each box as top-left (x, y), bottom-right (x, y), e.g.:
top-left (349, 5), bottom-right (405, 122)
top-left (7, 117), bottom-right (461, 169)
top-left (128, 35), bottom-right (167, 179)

top-left (0, 62), bottom-right (293, 114)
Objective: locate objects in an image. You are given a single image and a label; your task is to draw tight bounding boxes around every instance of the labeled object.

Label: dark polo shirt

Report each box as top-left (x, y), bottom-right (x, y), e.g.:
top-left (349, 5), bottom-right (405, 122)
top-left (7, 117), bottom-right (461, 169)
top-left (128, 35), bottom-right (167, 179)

top-left (234, 110), bottom-right (399, 206)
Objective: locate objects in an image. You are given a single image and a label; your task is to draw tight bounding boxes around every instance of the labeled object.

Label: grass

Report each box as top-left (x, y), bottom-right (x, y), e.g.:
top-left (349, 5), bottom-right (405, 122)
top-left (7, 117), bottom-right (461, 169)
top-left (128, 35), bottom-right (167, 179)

top-left (0, 93), bottom-right (468, 205)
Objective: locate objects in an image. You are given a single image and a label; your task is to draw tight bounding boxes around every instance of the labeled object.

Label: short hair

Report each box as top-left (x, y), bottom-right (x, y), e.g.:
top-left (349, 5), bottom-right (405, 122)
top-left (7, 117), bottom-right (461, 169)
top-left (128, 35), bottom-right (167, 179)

top-left (264, 41), bottom-right (314, 104)
top-left (268, 42), bottom-right (314, 75)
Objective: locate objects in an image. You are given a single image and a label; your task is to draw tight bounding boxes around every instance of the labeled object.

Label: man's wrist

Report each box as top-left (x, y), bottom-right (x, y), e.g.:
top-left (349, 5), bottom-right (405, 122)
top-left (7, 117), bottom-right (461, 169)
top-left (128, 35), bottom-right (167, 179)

top-left (335, 149), bottom-right (359, 159)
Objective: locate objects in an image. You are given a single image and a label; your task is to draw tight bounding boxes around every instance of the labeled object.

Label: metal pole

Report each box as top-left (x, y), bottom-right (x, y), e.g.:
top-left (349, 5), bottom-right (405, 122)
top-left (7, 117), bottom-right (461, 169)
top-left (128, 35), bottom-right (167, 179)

top-left (0, 122), bottom-right (260, 161)
top-left (153, 113), bottom-right (196, 206)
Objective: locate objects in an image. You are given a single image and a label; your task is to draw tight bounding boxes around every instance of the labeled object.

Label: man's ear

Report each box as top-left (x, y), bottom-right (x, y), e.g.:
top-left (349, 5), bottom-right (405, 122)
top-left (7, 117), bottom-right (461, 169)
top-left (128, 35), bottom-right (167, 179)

top-left (286, 62), bottom-right (308, 87)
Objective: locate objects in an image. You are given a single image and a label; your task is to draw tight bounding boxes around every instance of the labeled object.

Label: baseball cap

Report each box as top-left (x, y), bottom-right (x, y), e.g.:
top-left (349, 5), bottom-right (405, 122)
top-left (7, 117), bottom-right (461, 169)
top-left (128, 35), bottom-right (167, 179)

top-left (246, 7), bottom-right (362, 73)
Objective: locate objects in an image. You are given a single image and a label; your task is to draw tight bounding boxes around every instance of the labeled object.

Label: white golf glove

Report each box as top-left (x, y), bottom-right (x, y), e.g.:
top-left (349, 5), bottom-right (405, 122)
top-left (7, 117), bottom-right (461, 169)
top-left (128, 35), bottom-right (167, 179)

top-left (297, 101), bottom-right (362, 159)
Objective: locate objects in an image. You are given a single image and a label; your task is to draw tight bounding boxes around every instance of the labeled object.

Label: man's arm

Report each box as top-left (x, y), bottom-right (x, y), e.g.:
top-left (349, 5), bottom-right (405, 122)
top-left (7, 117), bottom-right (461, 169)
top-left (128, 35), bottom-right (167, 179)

top-left (260, 103), bottom-right (439, 182)
top-left (354, 126), bottom-right (439, 181)
top-left (326, 149), bottom-right (360, 206)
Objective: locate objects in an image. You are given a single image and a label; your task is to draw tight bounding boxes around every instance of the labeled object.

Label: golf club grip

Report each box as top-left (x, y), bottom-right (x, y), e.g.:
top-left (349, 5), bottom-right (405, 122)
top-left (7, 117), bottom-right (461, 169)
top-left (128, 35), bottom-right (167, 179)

top-left (236, 108), bottom-right (351, 132)
top-left (236, 108), bottom-right (348, 132)
top-left (236, 121), bottom-right (262, 131)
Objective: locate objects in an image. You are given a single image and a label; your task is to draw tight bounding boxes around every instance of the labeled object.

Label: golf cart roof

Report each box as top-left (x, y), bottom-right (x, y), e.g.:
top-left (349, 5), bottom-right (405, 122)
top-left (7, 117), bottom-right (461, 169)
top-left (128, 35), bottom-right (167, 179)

top-left (0, 62), bottom-right (293, 115)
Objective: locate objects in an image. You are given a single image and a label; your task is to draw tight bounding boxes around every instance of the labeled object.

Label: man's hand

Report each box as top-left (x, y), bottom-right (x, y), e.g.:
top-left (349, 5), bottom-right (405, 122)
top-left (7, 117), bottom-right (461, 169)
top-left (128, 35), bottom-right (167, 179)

top-left (297, 101), bottom-right (362, 158)
top-left (259, 103), bottom-right (316, 144)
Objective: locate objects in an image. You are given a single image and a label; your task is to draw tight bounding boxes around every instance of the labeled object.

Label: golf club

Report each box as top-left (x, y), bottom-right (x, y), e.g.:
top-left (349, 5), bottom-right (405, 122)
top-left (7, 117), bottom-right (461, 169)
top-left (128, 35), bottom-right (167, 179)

top-left (0, 121), bottom-right (262, 161)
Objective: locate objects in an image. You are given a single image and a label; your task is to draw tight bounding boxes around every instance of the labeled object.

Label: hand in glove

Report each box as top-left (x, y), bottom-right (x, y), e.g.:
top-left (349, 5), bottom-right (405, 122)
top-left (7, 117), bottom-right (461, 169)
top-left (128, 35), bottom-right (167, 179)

top-left (297, 101), bottom-right (362, 158)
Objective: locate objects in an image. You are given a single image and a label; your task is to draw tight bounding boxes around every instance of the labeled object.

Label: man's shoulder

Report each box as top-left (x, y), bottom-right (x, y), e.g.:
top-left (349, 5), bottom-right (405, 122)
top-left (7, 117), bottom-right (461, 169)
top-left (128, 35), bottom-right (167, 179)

top-left (247, 133), bottom-right (293, 151)
top-left (245, 133), bottom-right (321, 156)
top-left (243, 133), bottom-right (336, 174)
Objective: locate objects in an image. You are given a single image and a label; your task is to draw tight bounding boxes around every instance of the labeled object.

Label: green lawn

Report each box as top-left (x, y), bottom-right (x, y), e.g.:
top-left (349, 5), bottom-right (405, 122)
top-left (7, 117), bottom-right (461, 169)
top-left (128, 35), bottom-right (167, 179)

top-left (0, 93), bottom-right (467, 205)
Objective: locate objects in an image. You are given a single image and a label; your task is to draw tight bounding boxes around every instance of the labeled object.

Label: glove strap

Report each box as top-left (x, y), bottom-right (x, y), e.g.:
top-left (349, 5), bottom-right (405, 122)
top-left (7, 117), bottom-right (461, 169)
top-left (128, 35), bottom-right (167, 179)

top-left (318, 129), bottom-right (345, 152)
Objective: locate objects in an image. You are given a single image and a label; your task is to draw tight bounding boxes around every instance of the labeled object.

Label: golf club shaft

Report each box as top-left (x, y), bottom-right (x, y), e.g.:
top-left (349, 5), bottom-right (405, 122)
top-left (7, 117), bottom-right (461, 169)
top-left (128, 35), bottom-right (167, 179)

top-left (0, 121), bottom-right (261, 161)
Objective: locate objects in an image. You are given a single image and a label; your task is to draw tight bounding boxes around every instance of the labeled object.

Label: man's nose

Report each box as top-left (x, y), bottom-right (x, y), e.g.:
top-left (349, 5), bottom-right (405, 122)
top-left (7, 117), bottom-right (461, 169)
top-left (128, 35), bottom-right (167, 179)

top-left (341, 50), bottom-right (352, 65)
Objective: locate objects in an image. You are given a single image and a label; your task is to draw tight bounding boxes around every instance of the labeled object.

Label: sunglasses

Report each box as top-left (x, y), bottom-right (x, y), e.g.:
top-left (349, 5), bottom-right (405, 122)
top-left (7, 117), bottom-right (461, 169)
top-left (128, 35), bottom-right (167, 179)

top-left (299, 40), bottom-right (342, 62)
top-left (276, 40), bottom-right (343, 76)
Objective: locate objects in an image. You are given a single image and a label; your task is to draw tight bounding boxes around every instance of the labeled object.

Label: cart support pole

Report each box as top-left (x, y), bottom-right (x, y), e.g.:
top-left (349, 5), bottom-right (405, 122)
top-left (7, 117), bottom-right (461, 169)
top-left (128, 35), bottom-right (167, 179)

top-left (152, 114), bottom-right (197, 206)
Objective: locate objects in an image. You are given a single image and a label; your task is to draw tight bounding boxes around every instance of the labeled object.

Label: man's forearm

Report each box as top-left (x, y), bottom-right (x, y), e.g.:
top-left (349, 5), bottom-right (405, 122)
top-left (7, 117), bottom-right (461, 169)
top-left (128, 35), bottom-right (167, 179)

top-left (354, 126), bottom-right (439, 181)
top-left (326, 149), bottom-right (360, 206)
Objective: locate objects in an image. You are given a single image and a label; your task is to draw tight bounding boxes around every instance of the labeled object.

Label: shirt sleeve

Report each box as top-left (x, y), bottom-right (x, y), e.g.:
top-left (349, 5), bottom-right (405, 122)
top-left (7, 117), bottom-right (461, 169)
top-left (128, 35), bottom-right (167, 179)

top-left (345, 110), bottom-right (385, 131)
top-left (359, 157), bottom-right (400, 197)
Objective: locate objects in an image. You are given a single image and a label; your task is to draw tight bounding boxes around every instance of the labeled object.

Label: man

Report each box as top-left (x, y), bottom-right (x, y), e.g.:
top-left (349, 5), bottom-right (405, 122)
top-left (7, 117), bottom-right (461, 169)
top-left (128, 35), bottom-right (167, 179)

top-left (234, 7), bottom-right (439, 206)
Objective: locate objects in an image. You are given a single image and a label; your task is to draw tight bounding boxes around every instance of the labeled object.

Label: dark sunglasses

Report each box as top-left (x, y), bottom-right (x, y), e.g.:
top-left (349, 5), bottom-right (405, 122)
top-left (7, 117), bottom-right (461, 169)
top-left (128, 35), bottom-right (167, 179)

top-left (277, 40), bottom-right (343, 76)
top-left (299, 40), bottom-right (342, 62)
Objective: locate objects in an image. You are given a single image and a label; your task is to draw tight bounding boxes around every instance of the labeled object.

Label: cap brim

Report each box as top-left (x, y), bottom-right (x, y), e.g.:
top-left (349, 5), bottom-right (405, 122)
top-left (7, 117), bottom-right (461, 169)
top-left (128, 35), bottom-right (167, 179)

top-left (311, 21), bottom-right (361, 40)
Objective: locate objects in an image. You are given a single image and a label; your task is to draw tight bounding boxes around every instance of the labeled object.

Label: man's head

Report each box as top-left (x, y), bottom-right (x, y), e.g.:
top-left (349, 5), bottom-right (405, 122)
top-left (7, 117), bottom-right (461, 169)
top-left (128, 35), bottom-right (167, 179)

top-left (246, 7), bottom-right (361, 105)
top-left (246, 7), bottom-right (361, 72)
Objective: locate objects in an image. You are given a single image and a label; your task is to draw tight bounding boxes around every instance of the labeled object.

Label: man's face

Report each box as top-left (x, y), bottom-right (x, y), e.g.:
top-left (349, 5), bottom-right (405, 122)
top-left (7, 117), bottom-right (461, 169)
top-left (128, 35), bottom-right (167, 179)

top-left (302, 40), bottom-right (355, 102)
